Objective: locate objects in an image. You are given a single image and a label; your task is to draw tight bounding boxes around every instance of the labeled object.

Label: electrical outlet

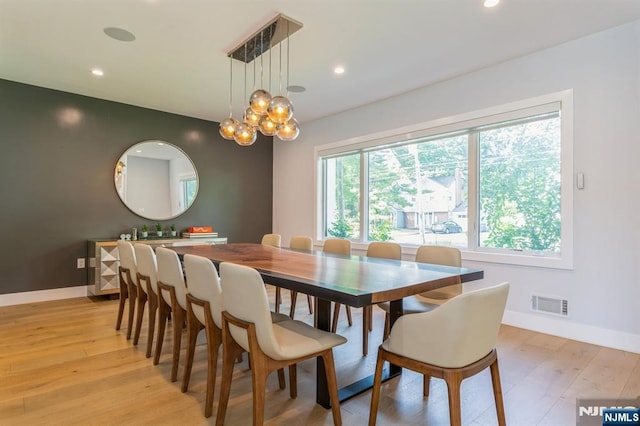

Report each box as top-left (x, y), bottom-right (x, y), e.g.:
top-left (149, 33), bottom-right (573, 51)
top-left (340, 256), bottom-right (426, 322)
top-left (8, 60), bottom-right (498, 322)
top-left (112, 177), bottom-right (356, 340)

top-left (77, 258), bottom-right (85, 269)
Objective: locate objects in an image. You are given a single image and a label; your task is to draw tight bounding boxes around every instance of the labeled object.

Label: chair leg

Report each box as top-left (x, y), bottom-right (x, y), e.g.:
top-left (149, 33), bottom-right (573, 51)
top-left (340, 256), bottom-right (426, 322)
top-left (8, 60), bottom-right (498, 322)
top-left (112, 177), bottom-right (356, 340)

top-left (423, 374), bottom-right (431, 397)
top-left (204, 321), bottom-right (221, 418)
top-left (133, 291), bottom-right (147, 345)
top-left (169, 307), bottom-right (185, 382)
top-left (306, 294), bottom-right (313, 314)
top-left (383, 313), bottom-right (390, 341)
top-left (444, 371), bottom-right (463, 426)
top-left (146, 291), bottom-right (158, 358)
top-left (289, 364), bottom-right (297, 398)
top-left (126, 285), bottom-right (137, 340)
top-left (153, 299), bottom-right (170, 365)
top-left (368, 349), bottom-right (385, 426)
top-left (275, 287), bottom-right (282, 313)
top-left (181, 310), bottom-right (203, 393)
top-left (250, 357), bottom-right (268, 426)
top-left (215, 340), bottom-right (242, 423)
top-left (115, 284), bottom-right (128, 330)
top-left (331, 303), bottom-right (341, 333)
top-left (321, 350), bottom-right (342, 426)
top-left (277, 368), bottom-right (286, 389)
top-left (490, 357), bottom-right (507, 426)
top-left (362, 307), bottom-right (369, 356)
top-left (289, 290), bottom-right (298, 319)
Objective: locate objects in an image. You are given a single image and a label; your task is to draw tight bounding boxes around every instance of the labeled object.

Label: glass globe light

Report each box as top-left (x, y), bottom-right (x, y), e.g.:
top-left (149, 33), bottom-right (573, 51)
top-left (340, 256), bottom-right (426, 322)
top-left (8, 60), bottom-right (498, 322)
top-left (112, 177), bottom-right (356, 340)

top-left (276, 118), bottom-right (300, 141)
top-left (244, 107), bottom-right (261, 127)
top-left (219, 117), bottom-right (239, 140)
top-left (250, 89), bottom-right (271, 115)
top-left (267, 96), bottom-right (293, 123)
top-left (258, 115), bottom-right (278, 136)
top-left (233, 122), bottom-right (257, 146)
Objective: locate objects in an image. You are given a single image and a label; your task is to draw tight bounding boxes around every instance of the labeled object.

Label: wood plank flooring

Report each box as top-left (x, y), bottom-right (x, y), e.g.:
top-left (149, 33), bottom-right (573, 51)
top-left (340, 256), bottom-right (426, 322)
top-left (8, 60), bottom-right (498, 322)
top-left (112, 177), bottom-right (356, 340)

top-left (0, 289), bottom-right (638, 425)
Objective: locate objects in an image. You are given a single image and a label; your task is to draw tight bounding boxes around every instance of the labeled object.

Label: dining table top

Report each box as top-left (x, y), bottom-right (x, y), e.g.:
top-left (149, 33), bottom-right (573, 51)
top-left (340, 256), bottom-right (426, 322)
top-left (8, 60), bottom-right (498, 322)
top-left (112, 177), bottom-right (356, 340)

top-left (171, 243), bottom-right (484, 308)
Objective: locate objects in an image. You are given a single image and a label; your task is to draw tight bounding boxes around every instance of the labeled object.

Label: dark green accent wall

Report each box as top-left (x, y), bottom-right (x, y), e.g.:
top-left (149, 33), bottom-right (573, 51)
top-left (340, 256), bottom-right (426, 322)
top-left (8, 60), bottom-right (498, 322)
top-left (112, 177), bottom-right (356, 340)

top-left (0, 79), bottom-right (273, 295)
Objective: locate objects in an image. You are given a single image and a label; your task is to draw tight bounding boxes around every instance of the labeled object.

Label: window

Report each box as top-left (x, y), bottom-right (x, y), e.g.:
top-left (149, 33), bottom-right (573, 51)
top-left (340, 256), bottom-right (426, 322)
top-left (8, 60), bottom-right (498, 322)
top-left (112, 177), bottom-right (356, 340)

top-left (316, 91), bottom-right (573, 269)
top-left (181, 178), bottom-right (197, 210)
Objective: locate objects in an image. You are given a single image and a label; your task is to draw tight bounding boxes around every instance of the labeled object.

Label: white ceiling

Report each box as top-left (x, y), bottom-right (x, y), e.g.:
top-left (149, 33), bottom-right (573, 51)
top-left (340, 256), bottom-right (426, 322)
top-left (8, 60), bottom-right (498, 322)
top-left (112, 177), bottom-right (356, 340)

top-left (2, 0), bottom-right (640, 124)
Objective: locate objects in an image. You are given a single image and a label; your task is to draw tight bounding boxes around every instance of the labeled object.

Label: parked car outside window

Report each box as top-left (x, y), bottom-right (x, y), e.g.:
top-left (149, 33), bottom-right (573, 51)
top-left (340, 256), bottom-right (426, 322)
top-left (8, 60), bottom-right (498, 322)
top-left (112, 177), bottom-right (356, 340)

top-left (431, 220), bottom-right (463, 234)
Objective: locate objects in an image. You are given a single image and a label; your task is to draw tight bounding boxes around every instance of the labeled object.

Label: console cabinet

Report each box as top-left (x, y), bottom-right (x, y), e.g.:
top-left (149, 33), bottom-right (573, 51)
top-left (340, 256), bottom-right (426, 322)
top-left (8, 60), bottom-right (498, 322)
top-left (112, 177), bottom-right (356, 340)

top-left (87, 237), bottom-right (227, 296)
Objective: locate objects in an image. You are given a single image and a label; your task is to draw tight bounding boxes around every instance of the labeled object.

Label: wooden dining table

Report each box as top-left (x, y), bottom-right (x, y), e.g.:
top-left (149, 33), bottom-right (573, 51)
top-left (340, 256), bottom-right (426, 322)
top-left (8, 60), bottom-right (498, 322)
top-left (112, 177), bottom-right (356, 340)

top-left (171, 243), bottom-right (484, 408)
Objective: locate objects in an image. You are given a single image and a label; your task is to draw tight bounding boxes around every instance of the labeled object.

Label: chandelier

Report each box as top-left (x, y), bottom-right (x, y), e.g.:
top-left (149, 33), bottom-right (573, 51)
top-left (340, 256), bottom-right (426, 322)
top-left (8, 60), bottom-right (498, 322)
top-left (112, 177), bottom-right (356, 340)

top-left (219, 14), bottom-right (303, 146)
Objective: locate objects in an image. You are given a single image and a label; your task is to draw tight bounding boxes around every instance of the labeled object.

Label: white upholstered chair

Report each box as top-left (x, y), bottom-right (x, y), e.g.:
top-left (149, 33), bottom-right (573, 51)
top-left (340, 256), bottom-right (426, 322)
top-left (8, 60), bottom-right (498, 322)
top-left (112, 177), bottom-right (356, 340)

top-left (368, 282), bottom-right (510, 426)
top-left (181, 254), bottom-right (289, 418)
top-left (133, 244), bottom-right (159, 358)
top-left (379, 245), bottom-right (462, 339)
top-left (287, 236), bottom-right (314, 319)
top-left (216, 262), bottom-right (346, 425)
top-left (116, 240), bottom-right (138, 340)
top-left (154, 247), bottom-right (188, 381)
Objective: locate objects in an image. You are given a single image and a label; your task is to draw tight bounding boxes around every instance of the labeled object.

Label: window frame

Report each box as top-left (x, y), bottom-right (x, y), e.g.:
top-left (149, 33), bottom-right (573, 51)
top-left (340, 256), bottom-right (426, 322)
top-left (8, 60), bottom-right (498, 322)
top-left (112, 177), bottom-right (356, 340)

top-left (314, 90), bottom-right (574, 270)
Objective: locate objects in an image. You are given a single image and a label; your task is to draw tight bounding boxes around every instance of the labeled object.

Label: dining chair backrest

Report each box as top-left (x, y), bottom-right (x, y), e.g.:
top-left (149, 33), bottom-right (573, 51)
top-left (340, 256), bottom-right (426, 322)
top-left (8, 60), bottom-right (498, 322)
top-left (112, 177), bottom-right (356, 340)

top-left (415, 245), bottom-right (462, 300)
top-left (289, 236), bottom-right (312, 251)
top-left (117, 240), bottom-right (137, 286)
top-left (156, 247), bottom-right (188, 310)
top-left (220, 262), bottom-right (282, 359)
top-left (134, 244), bottom-right (158, 294)
top-left (322, 238), bottom-right (351, 256)
top-left (366, 241), bottom-right (402, 260)
top-left (261, 233), bottom-right (281, 248)
top-left (183, 254), bottom-right (223, 328)
top-left (387, 282), bottom-right (509, 368)
top-left (415, 245), bottom-right (461, 267)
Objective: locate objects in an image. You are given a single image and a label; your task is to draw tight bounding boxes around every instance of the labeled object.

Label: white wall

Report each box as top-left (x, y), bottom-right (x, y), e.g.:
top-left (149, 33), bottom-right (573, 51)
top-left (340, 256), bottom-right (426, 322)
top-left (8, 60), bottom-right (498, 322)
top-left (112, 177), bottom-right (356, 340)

top-left (273, 21), bottom-right (640, 352)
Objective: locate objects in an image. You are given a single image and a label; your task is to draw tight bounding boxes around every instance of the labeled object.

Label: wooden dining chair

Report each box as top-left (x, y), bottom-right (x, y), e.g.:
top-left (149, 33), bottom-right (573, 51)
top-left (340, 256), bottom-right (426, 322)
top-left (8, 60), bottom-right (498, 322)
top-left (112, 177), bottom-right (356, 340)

top-left (379, 245), bottom-right (462, 339)
top-left (369, 282), bottom-right (509, 426)
top-left (154, 247), bottom-right (188, 382)
top-left (322, 239), bottom-right (354, 332)
top-left (287, 236), bottom-right (314, 319)
top-left (216, 262), bottom-right (346, 426)
top-left (182, 254), bottom-right (290, 418)
top-left (116, 240), bottom-right (138, 339)
top-left (133, 244), bottom-right (159, 358)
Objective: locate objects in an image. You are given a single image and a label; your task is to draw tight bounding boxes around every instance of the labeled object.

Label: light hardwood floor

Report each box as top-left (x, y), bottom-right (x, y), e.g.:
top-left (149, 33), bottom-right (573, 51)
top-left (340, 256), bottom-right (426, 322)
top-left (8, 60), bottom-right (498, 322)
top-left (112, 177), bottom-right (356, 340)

top-left (1, 290), bottom-right (638, 425)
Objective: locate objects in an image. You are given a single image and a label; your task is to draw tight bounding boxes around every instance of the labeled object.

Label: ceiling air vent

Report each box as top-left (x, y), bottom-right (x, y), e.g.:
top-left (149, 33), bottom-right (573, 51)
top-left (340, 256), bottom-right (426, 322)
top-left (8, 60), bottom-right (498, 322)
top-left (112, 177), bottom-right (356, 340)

top-left (531, 294), bottom-right (568, 317)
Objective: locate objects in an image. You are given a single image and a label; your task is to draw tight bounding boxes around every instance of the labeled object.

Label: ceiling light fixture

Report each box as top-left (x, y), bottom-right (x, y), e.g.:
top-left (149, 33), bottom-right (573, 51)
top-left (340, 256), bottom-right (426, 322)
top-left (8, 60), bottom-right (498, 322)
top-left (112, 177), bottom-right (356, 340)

top-left (219, 14), bottom-right (303, 145)
top-left (483, 0), bottom-right (500, 8)
top-left (91, 68), bottom-right (104, 77)
top-left (334, 66), bottom-right (345, 75)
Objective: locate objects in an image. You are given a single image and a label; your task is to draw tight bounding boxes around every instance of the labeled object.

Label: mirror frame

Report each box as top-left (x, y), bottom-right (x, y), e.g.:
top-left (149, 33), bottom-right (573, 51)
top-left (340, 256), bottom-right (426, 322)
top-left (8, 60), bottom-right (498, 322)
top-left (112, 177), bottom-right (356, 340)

top-left (114, 140), bottom-right (199, 220)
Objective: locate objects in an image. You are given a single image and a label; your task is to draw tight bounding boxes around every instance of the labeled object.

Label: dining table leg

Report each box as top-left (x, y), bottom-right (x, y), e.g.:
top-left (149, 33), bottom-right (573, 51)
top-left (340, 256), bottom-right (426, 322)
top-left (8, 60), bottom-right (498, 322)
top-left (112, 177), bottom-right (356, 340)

top-left (315, 298), bottom-right (404, 408)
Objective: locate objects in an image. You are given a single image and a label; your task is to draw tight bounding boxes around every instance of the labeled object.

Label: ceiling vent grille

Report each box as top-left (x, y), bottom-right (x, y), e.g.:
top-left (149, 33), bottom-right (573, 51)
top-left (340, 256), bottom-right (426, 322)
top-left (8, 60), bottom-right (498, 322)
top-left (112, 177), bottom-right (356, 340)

top-left (531, 294), bottom-right (568, 317)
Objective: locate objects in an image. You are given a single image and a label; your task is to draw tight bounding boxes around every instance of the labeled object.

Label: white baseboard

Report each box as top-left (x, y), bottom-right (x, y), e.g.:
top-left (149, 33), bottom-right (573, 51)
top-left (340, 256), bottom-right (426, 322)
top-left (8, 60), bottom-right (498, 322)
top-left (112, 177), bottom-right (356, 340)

top-left (503, 309), bottom-right (640, 354)
top-left (0, 286), bottom-right (90, 307)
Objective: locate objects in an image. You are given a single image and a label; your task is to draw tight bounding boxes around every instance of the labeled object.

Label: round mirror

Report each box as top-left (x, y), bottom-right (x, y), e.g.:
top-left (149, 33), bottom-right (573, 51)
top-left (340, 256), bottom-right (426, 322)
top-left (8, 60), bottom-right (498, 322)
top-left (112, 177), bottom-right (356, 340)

top-left (114, 140), bottom-right (198, 220)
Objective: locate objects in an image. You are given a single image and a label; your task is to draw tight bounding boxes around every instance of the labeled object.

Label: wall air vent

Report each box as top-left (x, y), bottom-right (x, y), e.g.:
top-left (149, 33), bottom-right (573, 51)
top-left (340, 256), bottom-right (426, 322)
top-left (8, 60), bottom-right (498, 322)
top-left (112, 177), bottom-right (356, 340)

top-left (531, 294), bottom-right (569, 317)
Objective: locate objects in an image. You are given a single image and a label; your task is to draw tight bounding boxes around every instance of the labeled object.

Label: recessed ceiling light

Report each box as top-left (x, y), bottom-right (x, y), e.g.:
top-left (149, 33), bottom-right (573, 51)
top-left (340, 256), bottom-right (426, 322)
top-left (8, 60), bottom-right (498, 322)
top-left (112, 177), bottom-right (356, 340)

top-left (484, 0), bottom-right (500, 7)
top-left (334, 66), bottom-right (345, 75)
top-left (287, 85), bottom-right (306, 93)
top-left (103, 27), bottom-right (136, 42)
top-left (91, 68), bottom-right (104, 77)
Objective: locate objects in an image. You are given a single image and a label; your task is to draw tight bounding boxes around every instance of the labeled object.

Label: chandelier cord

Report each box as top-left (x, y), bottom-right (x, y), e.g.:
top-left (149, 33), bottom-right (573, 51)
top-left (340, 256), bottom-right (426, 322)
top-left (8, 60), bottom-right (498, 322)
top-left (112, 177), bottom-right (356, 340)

top-left (228, 56), bottom-right (233, 118)
top-left (286, 20), bottom-right (290, 96)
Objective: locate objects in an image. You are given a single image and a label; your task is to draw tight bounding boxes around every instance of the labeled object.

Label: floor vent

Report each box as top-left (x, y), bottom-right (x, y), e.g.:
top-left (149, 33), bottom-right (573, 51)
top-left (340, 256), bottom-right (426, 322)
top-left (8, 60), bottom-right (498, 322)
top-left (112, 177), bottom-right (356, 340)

top-left (531, 294), bottom-right (569, 317)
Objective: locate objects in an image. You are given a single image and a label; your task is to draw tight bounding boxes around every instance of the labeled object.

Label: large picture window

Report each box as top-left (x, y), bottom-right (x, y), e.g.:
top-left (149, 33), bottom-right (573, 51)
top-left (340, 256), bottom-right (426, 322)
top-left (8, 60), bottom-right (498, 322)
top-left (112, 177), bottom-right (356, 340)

top-left (317, 91), bottom-right (573, 268)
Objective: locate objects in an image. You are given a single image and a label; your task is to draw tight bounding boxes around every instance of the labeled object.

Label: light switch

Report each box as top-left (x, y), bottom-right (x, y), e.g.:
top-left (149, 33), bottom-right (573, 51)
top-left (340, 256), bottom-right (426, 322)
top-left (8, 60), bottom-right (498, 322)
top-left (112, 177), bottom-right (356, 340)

top-left (577, 173), bottom-right (584, 189)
